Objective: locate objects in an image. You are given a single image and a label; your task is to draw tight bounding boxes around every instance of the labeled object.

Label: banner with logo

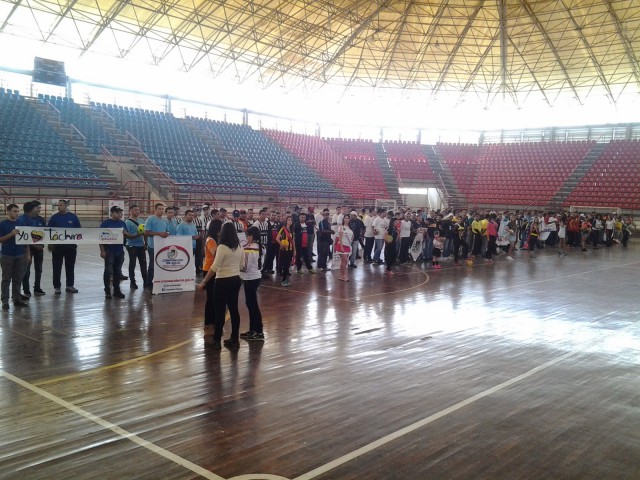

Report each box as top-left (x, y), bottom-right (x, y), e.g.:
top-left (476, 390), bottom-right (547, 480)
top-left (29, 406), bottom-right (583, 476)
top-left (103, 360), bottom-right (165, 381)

top-left (152, 236), bottom-right (195, 295)
top-left (410, 232), bottom-right (424, 261)
top-left (15, 226), bottom-right (124, 245)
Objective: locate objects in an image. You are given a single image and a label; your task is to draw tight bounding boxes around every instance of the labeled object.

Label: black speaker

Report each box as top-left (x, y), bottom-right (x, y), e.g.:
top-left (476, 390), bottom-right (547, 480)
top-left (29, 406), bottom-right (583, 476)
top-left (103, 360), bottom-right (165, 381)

top-left (32, 57), bottom-right (67, 87)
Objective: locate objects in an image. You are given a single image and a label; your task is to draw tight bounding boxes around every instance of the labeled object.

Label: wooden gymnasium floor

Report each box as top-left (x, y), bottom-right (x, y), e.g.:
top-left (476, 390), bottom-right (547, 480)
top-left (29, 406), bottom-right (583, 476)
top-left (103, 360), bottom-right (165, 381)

top-left (1, 241), bottom-right (639, 480)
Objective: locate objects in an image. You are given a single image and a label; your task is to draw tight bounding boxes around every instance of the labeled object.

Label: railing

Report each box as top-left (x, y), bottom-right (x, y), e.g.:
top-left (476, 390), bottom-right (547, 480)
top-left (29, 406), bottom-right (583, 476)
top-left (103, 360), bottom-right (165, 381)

top-left (70, 123), bottom-right (86, 141)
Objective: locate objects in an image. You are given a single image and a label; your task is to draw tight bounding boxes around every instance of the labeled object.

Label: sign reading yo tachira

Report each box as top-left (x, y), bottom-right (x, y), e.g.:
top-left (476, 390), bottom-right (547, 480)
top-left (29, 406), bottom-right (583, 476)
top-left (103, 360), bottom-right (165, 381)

top-left (15, 226), bottom-right (124, 245)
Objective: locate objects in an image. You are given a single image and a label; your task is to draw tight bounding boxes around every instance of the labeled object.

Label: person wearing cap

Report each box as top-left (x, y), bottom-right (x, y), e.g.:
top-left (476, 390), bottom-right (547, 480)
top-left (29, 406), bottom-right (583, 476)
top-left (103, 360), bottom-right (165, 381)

top-left (21, 201), bottom-right (46, 297)
top-left (99, 206), bottom-right (130, 299)
top-left (47, 199), bottom-right (81, 294)
top-left (124, 204), bottom-right (147, 289)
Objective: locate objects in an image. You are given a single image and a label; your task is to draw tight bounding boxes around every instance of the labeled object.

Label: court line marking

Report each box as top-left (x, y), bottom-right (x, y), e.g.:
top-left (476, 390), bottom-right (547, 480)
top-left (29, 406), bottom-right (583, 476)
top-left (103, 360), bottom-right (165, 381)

top-left (33, 339), bottom-right (192, 386)
top-left (0, 368), bottom-right (225, 480)
top-left (293, 349), bottom-right (577, 480)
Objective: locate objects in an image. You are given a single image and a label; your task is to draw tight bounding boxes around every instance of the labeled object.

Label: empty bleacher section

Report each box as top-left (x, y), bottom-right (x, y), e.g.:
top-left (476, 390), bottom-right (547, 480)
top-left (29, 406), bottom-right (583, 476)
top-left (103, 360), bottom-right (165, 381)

top-left (0, 89), bottom-right (107, 190)
top-left (264, 131), bottom-right (381, 200)
top-left (566, 140), bottom-right (640, 210)
top-left (384, 142), bottom-right (437, 184)
top-left (324, 138), bottom-right (390, 198)
top-left (97, 106), bottom-right (259, 194)
top-left (190, 119), bottom-right (339, 199)
top-left (436, 143), bottom-right (482, 205)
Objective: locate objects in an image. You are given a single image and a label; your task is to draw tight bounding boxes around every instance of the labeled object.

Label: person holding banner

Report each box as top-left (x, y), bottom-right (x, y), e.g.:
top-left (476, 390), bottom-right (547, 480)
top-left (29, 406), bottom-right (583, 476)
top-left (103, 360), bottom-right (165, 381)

top-left (20, 201), bottom-right (46, 297)
top-left (47, 199), bottom-right (81, 294)
top-left (124, 205), bottom-right (147, 290)
top-left (0, 204), bottom-right (29, 309)
top-left (100, 206), bottom-right (129, 299)
top-left (144, 203), bottom-right (169, 288)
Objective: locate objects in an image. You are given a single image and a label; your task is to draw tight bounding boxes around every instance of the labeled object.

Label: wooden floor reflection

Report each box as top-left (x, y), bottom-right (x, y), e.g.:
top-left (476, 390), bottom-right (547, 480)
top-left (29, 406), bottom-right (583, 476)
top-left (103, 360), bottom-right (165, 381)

top-left (1, 243), bottom-right (639, 480)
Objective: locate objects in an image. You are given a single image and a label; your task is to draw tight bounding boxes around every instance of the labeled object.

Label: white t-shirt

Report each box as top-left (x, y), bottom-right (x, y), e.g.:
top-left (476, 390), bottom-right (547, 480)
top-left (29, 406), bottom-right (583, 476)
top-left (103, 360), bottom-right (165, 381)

top-left (372, 216), bottom-right (385, 240)
top-left (364, 215), bottom-right (374, 238)
top-left (240, 241), bottom-right (262, 281)
top-left (400, 220), bottom-right (412, 238)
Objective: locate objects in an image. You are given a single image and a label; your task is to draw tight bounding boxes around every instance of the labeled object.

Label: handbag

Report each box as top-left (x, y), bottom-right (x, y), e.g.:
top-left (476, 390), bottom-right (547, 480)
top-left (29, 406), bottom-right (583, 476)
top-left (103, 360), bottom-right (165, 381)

top-left (384, 232), bottom-right (393, 244)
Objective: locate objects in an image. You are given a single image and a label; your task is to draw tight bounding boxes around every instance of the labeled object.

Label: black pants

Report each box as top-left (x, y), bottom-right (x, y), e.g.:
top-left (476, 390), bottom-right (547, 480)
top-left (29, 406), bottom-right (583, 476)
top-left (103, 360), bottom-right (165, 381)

top-left (243, 278), bottom-right (263, 333)
top-left (363, 237), bottom-right (374, 262)
top-left (194, 238), bottom-right (204, 274)
top-left (295, 243), bottom-right (313, 270)
top-left (471, 233), bottom-right (483, 256)
top-left (23, 245), bottom-right (44, 292)
top-left (591, 230), bottom-right (600, 248)
top-left (52, 244), bottom-right (77, 289)
top-left (317, 239), bottom-right (331, 269)
top-left (279, 250), bottom-right (293, 281)
top-left (103, 251), bottom-right (125, 293)
top-left (622, 230), bottom-right (630, 247)
top-left (485, 235), bottom-right (496, 259)
top-left (263, 242), bottom-right (278, 271)
top-left (126, 246), bottom-right (148, 287)
top-left (399, 237), bottom-right (411, 263)
top-left (213, 276), bottom-right (241, 341)
top-left (203, 271), bottom-right (216, 326)
top-left (384, 242), bottom-right (396, 270)
top-left (147, 248), bottom-right (155, 284)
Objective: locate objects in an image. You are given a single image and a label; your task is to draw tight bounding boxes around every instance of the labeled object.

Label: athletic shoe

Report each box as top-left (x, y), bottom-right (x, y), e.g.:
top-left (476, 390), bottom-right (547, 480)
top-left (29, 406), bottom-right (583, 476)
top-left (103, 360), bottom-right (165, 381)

top-left (130, 283), bottom-right (139, 290)
top-left (113, 291), bottom-right (125, 299)
top-left (281, 280), bottom-right (289, 287)
top-left (245, 332), bottom-right (265, 341)
top-left (308, 269), bottom-right (317, 274)
top-left (66, 287), bottom-right (79, 293)
top-left (54, 288), bottom-right (62, 295)
top-left (506, 256), bottom-right (514, 261)
top-left (2, 303), bottom-right (9, 310)
top-left (223, 338), bottom-right (240, 349)
top-left (22, 291), bottom-right (31, 298)
top-left (18, 294), bottom-right (30, 301)
top-left (297, 270), bottom-right (304, 274)
top-left (34, 288), bottom-right (45, 296)
top-left (105, 291), bottom-right (112, 299)
top-left (119, 275), bottom-right (129, 281)
top-left (385, 270), bottom-right (394, 275)
top-left (13, 301), bottom-right (28, 308)
top-left (240, 331), bottom-right (254, 338)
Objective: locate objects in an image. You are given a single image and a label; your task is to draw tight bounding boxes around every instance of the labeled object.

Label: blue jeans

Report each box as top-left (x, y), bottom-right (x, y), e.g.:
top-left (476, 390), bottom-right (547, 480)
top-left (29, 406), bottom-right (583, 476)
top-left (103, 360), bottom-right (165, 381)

top-left (103, 250), bottom-right (125, 292)
top-left (373, 239), bottom-right (384, 262)
top-left (422, 237), bottom-right (434, 260)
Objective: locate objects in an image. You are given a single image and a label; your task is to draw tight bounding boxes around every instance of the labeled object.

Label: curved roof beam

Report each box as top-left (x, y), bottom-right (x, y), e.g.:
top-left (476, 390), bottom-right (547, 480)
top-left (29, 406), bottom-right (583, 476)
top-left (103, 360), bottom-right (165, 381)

top-left (604, 0), bottom-right (640, 92)
top-left (377, 1), bottom-right (415, 86)
top-left (44, 0), bottom-right (79, 43)
top-left (518, 0), bottom-right (581, 105)
top-left (432, 0), bottom-right (486, 96)
top-left (508, 38), bottom-right (552, 107)
top-left (560, 0), bottom-right (614, 102)
top-left (0, 0), bottom-right (24, 34)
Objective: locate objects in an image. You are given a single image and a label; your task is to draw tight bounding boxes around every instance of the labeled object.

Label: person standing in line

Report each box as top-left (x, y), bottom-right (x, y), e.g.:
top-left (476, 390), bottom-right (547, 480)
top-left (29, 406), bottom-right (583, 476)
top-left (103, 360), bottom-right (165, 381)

top-left (262, 211), bottom-right (280, 276)
top-left (306, 207), bottom-right (317, 261)
top-left (200, 204), bottom-right (212, 230)
top-left (239, 226), bottom-right (265, 341)
top-left (165, 207), bottom-right (178, 235)
top-left (47, 199), bottom-right (81, 294)
top-left (399, 212), bottom-right (413, 264)
top-left (348, 210), bottom-right (363, 269)
top-left (384, 211), bottom-right (398, 275)
top-left (277, 216), bottom-right (295, 287)
top-left (144, 203), bottom-right (169, 288)
top-left (124, 204), bottom-right (147, 289)
top-left (528, 218), bottom-right (540, 258)
top-left (294, 212), bottom-right (316, 274)
top-left (177, 209), bottom-right (199, 260)
top-left (0, 204), bottom-right (29, 309)
top-left (558, 215), bottom-right (568, 256)
top-left (196, 222), bottom-right (244, 349)
top-left (100, 206), bottom-right (130, 299)
top-left (316, 209), bottom-right (334, 271)
top-left (254, 208), bottom-right (270, 268)
top-left (21, 201), bottom-right (46, 297)
top-left (193, 207), bottom-right (205, 276)
top-left (371, 208), bottom-right (386, 265)
top-left (200, 219), bottom-right (222, 343)
top-left (363, 207), bottom-right (375, 263)
top-left (336, 213), bottom-right (354, 282)
top-left (484, 214), bottom-right (498, 263)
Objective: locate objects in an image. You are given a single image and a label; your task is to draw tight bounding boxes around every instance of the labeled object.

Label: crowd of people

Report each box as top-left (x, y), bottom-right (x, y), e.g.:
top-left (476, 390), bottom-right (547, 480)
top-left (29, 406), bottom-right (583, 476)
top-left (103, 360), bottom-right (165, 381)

top-left (0, 200), bottom-right (636, 348)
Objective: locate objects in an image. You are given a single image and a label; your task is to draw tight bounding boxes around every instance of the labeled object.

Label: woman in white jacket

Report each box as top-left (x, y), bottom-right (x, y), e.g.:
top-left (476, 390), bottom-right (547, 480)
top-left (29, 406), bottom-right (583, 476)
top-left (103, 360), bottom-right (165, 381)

top-left (240, 226), bottom-right (264, 341)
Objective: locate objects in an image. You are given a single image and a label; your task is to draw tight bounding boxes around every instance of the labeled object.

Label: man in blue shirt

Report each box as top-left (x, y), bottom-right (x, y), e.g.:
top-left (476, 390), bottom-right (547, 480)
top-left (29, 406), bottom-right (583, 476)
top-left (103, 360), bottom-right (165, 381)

top-left (124, 204), bottom-right (147, 289)
top-left (144, 203), bottom-right (169, 288)
top-left (176, 209), bottom-right (198, 256)
top-left (100, 206), bottom-right (129, 299)
top-left (21, 201), bottom-right (46, 297)
top-left (0, 204), bottom-right (28, 309)
top-left (47, 199), bottom-right (81, 294)
top-left (165, 207), bottom-right (178, 235)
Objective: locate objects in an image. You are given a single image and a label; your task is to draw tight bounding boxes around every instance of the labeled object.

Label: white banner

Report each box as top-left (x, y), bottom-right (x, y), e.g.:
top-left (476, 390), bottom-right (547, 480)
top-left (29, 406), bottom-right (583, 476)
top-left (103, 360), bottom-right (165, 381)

top-left (152, 236), bottom-right (195, 295)
top-left (410, 232), bottom-right (424, 261)
top-left (16, 226), bottom-right (124, 245)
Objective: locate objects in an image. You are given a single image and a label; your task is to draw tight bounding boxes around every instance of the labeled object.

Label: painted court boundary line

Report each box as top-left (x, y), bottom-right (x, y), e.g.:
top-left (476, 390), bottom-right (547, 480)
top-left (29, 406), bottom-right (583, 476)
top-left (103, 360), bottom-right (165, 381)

top-left (293, 349), bottom-right (577, 480)
top-left (0, 369), bottom-right (225, 480)
top-left (2, 349), bottom-right (577, 480)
